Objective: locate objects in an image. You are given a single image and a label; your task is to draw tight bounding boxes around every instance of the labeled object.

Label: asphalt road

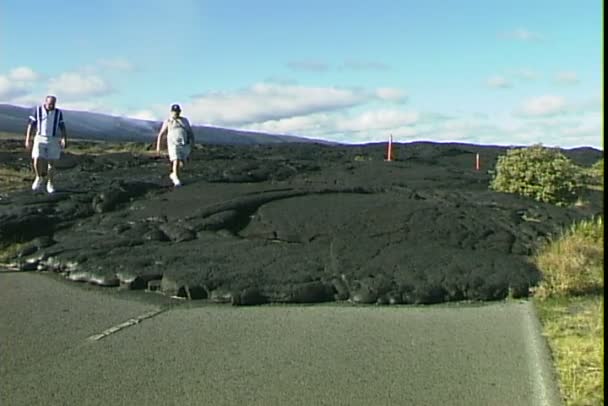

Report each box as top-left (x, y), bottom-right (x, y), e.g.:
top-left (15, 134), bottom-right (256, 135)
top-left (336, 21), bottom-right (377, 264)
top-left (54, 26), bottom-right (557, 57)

top-left (1, 272), bottom-right (562, 406)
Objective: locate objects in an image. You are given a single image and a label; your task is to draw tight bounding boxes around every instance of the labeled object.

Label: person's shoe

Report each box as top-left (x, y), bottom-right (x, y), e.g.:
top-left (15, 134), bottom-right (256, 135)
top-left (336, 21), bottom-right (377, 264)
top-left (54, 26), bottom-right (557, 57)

top-left (169, 173), bottom-right (182, 187)
top-left (46, 181), bottom-right (55, 194)
top-left (32, 177), bottom-right (43, 191)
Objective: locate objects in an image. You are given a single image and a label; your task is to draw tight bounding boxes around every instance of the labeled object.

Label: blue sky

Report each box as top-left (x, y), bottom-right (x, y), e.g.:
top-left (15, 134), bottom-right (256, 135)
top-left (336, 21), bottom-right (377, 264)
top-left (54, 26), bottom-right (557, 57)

top-left (0, 0), bottom-right (602, 147)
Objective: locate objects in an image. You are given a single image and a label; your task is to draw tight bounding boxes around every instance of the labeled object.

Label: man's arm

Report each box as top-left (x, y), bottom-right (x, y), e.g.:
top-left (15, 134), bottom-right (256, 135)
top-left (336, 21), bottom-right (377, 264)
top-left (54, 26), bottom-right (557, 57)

top-left (156, 121), bottom-right (168, 152)
top-left (25, 123), bottom-right (35, 149)
top-left (58, 111), bottom-right (68, 148)
top-left (185, 118), bottom-right (195, 145)
top-left (25, 108), bottom-right (37, 149)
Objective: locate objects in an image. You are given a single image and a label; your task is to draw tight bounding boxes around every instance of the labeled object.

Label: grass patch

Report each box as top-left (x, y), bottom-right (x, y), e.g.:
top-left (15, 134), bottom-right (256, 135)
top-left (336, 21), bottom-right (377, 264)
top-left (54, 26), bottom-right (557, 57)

top-left (68, 140), bottom-right (153, 156)
top-left (535, 295), bottom-right (604, 406)
top-left (0, 131), bottom-right (23, 140)
top-left (0, 241), bottom-right (28, 263)
top-left (0, 166), bottom-right (30, 193)
top-left (534, 216), bottom-right (604, 405)
top-left (0, 135), bottom-right (152, 155)
top-left (534, 217), bottom-right (603, 298)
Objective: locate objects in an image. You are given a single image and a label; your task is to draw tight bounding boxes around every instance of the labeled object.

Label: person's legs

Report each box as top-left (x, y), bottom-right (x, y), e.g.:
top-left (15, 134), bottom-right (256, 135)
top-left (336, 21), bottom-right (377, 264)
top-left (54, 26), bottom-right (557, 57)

top-left (174, 145), bottom-right (189, 179)
top-left (169, 160), bottom-right (182, 186)
top-left (45, 142), bottom-right (61, 193)
top-left (46, 162), bottom-right (55, 193)
top-left (172, 160), bottom-right (179, 177)
top-left (31, 139), bottom-right (51, 191)
top-left (33, 157), bottom-right (48, 177)
top-left (31, 157), bottom-right (47, 191)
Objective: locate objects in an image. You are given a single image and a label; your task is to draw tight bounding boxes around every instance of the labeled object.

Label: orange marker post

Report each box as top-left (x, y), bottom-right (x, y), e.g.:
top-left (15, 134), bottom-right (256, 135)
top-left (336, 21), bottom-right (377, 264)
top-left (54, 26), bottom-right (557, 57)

top-left (386, 135), bottom-right (393, 161)
top-left (475, 153), bottom-right (480, 171)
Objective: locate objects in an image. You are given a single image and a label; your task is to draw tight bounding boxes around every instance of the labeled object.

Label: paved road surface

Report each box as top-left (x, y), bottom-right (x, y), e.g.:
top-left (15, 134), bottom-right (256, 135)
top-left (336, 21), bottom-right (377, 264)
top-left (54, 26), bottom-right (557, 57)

top-left (1, 272), bottom-right (562, 406)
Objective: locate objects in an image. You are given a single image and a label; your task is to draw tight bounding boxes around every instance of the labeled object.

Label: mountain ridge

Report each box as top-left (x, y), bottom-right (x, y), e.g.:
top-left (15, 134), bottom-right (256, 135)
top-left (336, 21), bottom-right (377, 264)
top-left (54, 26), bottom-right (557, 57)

top-left (0, 103), bottom-right (331, 145)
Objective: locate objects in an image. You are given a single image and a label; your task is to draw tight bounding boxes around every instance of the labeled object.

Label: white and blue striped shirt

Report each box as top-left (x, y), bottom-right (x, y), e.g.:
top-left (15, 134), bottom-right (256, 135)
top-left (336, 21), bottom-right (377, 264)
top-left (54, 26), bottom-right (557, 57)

top-left (29, 106), bottom-right (65, 137)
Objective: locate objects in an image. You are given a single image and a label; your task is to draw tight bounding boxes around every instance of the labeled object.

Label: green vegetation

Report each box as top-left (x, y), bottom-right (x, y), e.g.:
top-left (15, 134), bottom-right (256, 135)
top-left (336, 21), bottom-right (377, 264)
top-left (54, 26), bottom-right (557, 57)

top-left (0, 139), bottom-right (153, 193)
top-left (534, 217), bottom-right (603, 298)
top-left (68, 140), bottom-right (153, 155)
top-left (0, 241), bottom-right (27, 263)
top-left (353, 154), bottom-right (372, 162)
top-left (490, 144), bottom-right (583, 206)
top-left (0, 167), bottom-right (30, 193)
top-left (489, 146), bottom-right (607, 405)
top-left (535, 295), bottom-right (603, 406)
top-left (585, 158), bottom-right (604, 189)
top-left (534, 217), bottom-right (604, 405)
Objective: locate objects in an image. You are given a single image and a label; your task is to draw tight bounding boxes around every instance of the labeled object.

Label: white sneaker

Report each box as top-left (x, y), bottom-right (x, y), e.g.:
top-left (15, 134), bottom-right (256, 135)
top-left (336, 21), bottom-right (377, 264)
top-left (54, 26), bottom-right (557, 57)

top-left (46, 181), bottom-right (55, 194)
top-left (169, 173), bottom-right (182, 187)
top-left (32, 177), bottom-right (43, 191)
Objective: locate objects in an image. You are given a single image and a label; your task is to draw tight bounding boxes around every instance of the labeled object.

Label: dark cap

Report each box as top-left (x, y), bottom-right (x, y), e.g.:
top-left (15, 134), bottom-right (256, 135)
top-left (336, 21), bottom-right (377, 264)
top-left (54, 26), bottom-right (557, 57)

top-left (170, 104), bottom-right (181, 112)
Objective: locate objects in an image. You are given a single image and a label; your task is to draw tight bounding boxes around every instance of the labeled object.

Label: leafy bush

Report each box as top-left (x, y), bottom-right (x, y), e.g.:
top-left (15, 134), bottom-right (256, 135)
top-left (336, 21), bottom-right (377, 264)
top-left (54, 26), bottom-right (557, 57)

top-left (534, 217), bottom-right (604, 298)
top-left (490, 144), bottom-right (583, 206)
top-left (589, 158), bottom-right (604, 186)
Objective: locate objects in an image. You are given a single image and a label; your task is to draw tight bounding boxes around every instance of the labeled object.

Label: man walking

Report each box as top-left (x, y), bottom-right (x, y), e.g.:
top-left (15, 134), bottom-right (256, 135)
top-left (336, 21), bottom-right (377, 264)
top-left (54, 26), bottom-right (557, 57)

top-left (156, 104), bottom-right (194, 187)
top-left (24, 95), bottom-right (68, 194)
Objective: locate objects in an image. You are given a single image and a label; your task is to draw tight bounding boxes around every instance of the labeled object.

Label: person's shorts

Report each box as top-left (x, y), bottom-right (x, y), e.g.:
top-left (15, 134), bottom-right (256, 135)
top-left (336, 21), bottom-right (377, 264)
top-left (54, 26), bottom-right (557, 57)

top-left (168, 144), bottom-right (191, 162)
top-left (32, 137), bottom-right (62, 160)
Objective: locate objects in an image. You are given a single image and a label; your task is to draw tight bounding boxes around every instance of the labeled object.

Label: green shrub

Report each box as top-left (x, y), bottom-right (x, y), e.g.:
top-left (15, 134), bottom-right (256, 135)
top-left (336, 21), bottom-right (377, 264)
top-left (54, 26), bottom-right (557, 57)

top-left (490, 144), bottom-right (583, 206)
top-left (589, 158), bottom-right (604, 186)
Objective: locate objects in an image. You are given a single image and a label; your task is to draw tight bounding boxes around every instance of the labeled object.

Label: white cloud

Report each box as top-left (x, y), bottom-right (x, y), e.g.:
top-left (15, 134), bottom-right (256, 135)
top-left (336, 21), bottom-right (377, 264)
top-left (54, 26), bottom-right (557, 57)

top-left (336, 110), bottom-right (419, 132)
top-left (501, 28), bottom-right (543, 41)
top-left (59, 100), bottom-right (109, 112)
top-left (97, 58), bottom-right (135, 71)
top-left (244, 109), bottom-right (419, 142)
top-left (8, 67), bottom-right (39, 82)
top-left (341, 60), bottom-right (390, 71)
top-left (47, 72), bottom-right (113, 100)
top-left (375, 88), bottom-right (407, 102)
top-left (536, 112), bottom-right (600, 133)
top-left (578, 95), bottom-right (602, 113)
top-left (127, 110), bottom-right (159, 121)
top-left (241, 106), bottom-right (601, 148)
top-left (554, 71), bottom-right (580, 85)
top-left (0, 76), bottom-right (28, 100)
top-left (245, 113), bottom-right (335, 136)
top-left (286, 60), bottom-right (329, 72)
top-left (9, 94), bottom-right (41, 107)
top-left (534, 112), bottom-right (602, 147)
top-left (0, 66), bottom-right (41, 101)
top-left (517, 95), bottom-right (567, 117)
top-left (184, 83), bottom-right (406, 126)
top-left (486, 75), bottom-right (512, 88)
top-left (510, 68), bottom-right (540, 81)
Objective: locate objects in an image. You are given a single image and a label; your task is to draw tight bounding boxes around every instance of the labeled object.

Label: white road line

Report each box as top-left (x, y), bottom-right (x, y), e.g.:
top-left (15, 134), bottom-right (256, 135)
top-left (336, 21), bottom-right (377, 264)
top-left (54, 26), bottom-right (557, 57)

top-left (523, 301), bottom-right (564, 406)
top-left (87, 308), bottom-right (165, 341)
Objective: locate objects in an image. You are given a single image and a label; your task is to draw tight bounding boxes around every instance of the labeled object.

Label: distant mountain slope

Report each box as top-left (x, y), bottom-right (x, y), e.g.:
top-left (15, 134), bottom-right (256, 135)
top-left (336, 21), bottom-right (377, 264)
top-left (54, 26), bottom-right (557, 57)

top-left (0, 104), bottom-right (329, 145)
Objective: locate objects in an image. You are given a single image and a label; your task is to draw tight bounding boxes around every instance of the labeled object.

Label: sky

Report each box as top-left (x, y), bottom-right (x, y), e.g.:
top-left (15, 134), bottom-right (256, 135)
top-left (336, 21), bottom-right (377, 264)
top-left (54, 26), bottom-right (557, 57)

top-left (0, 0), bottom-right (603, 148)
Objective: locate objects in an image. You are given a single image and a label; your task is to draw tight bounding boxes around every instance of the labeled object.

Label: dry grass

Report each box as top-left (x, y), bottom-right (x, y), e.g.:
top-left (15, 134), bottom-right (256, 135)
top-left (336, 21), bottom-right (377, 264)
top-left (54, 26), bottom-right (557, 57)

top-left (535, 295), bottom-right (604, 405)
top-left (0, 166), bottom-right (30, 193)
top-left (68, 140), bottom-right (152, 156)
top-left (0, 241), bottom-right (28, 263)
top-left (534, 217), bottom-right (603, 298)
top-left (534, 216), bottom-right (604, 405)
top-left (0, 138), bottom-right (153, 195)
top-left (0, 133), bottom-right (152, 155)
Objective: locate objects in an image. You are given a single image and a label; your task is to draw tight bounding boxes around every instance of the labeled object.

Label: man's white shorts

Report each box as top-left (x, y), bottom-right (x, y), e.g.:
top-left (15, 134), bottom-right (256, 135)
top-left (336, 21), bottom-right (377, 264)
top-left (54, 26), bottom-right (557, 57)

top-left (32, 137), bottom-right (62, 160)
top-left (168, 144), bottom-right (191, 162)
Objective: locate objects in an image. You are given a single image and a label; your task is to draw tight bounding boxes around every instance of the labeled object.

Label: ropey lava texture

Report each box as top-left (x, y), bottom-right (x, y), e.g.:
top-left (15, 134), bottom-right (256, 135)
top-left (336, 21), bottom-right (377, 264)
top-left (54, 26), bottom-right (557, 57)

top-left (0, 140), bottom-right (602, 305)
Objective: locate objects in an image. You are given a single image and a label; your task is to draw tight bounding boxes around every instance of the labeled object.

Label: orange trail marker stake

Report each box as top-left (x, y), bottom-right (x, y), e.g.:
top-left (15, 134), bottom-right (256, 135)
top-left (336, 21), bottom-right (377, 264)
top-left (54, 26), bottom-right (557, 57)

top-left (386, 135), bottom-right (393, 161)
top-left (475, 153), bottom-right (480, 171)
